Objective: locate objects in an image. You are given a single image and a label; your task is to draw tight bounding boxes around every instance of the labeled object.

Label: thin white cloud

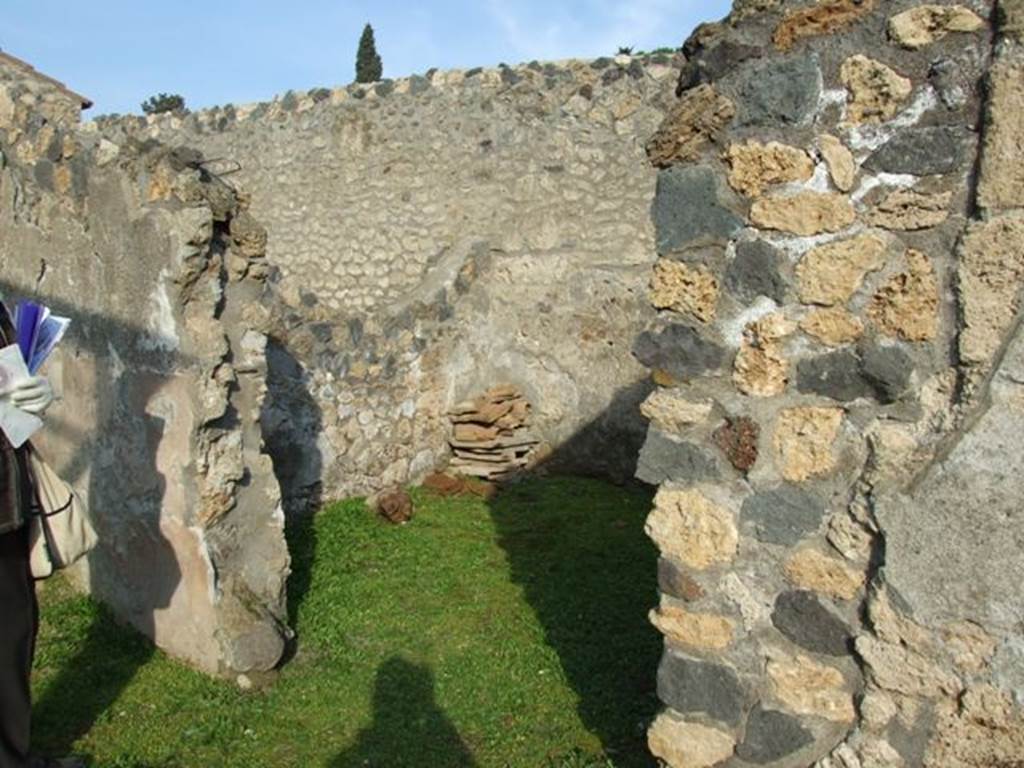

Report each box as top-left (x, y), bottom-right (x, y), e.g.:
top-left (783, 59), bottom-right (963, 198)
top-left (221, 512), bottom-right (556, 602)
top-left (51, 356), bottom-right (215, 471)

top-left (484, 0), bottom-right (726, 62)
top-left (485, 0), bottom-right (569, 61)
top-left (592, 0), bottom-right (681, 51)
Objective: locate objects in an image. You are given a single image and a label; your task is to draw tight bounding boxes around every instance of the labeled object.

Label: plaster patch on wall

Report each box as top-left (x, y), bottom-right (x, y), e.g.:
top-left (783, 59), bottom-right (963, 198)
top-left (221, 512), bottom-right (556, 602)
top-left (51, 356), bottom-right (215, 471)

top-left (845, 87), bottom-right (939, 152)
top-left (851, 172), bottom-right (918, 203)
top-left (723, 297), bottom-right (781, 347)
top-left (189, 524), bottom-right (221, 605)
top-left (758, 226), bottom-right (868, 262)
top-left (138, 268), bottom-right (180, 352)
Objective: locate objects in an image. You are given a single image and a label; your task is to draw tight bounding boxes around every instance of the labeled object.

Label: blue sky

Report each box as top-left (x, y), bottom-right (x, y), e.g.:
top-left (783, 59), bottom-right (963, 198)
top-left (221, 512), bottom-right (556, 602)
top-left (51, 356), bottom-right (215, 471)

top-left (4, 1), bottom-right (732, 116)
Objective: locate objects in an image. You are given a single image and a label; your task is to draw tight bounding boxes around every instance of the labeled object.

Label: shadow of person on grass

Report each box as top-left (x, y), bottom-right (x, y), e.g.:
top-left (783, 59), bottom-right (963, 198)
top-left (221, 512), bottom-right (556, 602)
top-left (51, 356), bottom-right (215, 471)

top-left (332, 657), bottom-right (477, 768)
top-left (485, 381), bottom-right (662, 768)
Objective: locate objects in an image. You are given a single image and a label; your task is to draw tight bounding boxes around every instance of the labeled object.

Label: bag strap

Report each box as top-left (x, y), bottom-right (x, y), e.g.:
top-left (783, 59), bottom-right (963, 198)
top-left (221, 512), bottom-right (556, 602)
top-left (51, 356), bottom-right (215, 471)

top-left (24, 442), bottom-right (75, 519)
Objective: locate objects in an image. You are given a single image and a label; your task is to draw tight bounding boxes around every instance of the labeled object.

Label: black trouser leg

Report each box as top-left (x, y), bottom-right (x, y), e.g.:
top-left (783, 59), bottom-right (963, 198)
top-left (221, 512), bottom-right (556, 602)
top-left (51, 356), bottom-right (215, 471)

top-left (0, 525), bottom-right (34, 768)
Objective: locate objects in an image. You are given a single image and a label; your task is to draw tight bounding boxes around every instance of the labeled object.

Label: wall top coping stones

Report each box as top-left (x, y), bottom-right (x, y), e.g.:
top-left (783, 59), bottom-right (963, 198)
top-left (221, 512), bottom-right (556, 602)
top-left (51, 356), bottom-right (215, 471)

top-left (88, 53), bottom-right (684, 134)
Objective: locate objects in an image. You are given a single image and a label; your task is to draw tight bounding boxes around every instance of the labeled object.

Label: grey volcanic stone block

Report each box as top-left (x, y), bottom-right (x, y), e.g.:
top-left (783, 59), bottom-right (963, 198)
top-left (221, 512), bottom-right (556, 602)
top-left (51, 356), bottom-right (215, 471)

top-left (677, 40), bottom-right (761, 93)
top-left (725, 240), bottom-right (788, 304)
top-left (737, 56), bottom-right (821, 126)
top-left (736, 704), bottom-right (814, 763)
top-left (861, 344), bottom-right (913, 404)
top-left (632, 324), bottom-right (727, 380)
top-left (653, 166), bottom-right (743, 254)
top-left (864, 127), bottom-right (965, 175)
top-left (741, 486), bottom-right (826, 545)
top-left (772, 590), bottom-right (852, 656)
top-left (636, 427), bottom-right (719, 486)
top-left (797, 347), bottom-right (914, 403)
top-left (797, 350), bottom-right (874, 402)
top-left (657, 650), bottom-right (746, 725)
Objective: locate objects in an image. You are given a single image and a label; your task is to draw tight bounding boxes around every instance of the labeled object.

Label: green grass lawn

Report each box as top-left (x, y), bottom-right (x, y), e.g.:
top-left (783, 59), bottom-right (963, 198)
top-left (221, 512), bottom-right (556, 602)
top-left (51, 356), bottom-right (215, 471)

top-left (30, 475), bottom-right (661, 768)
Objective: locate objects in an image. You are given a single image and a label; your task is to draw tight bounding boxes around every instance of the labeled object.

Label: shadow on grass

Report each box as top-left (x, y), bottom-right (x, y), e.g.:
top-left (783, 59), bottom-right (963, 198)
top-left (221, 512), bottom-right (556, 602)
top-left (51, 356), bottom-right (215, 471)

top-left (331, 656), bottom-right (477, 768)
top-left (486, 474), bottom-right (661, 768)
top-left (31, 597), bottom-right (156, 762)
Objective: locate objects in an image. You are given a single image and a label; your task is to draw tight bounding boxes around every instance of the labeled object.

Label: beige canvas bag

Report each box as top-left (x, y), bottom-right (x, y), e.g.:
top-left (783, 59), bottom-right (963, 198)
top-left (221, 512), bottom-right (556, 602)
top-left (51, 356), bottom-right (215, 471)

top-left (27, 446), bottom-right (97, 579)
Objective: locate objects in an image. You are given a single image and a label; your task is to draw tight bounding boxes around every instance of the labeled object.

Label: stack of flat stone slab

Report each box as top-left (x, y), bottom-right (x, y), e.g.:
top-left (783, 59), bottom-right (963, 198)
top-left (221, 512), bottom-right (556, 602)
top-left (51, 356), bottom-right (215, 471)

top-left (448, 385), bottom-right (539, 480)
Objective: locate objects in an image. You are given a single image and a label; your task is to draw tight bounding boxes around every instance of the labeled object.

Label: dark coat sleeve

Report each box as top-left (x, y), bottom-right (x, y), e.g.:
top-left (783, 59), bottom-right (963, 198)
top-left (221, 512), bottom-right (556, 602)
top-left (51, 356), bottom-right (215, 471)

top-left (0, 301), bottom-right (26, 534)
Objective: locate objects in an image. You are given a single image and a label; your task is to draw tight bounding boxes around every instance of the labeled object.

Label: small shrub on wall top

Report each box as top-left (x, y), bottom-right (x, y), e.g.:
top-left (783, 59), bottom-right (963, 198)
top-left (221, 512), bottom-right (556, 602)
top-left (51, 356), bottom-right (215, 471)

top-left (141, 93), bottom-right (185, 115)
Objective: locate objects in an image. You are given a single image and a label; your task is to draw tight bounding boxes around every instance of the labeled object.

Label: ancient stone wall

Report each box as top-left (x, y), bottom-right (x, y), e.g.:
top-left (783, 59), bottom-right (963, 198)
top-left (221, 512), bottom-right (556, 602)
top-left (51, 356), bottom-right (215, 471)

top-left (0, 51), bottom-right (88, 130)
top-left (0, 59), bottom-right (290, 677)
top-left (636, 1), bottom-right (1024, 765)
top-left (91, 56), bottom-right (686, 501)
top-left (5, 8), bottom-right (1022, 763)
top-left (99, 57), bottom-right (676, 312)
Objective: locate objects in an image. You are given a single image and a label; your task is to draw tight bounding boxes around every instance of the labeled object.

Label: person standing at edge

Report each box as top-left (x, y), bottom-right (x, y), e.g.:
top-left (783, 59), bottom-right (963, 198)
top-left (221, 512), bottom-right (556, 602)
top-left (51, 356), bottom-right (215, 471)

top-left (0, 295), bottom-right (81, 768)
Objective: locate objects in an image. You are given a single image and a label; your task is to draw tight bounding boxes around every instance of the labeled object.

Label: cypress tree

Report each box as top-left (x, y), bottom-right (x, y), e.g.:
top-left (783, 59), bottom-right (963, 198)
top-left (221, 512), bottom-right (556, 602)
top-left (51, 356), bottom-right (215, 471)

top-left (355, 23), bottom-right (383, 83)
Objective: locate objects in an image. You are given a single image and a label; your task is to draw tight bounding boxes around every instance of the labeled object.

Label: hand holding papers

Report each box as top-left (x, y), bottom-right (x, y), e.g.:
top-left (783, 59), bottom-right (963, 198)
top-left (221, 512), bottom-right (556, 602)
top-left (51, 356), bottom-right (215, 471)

top-left (9, 376), bottom-right (54, 415)
top-left (0, 345), bottom-right (44, 448)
